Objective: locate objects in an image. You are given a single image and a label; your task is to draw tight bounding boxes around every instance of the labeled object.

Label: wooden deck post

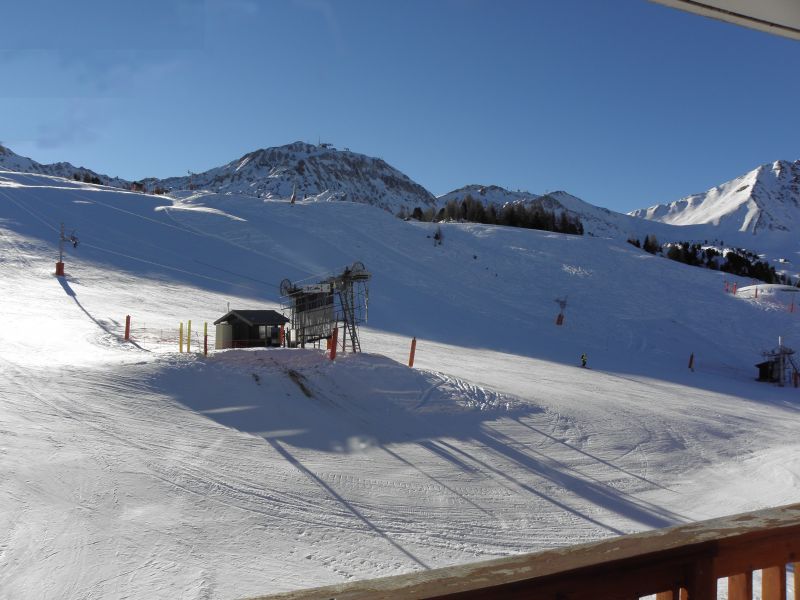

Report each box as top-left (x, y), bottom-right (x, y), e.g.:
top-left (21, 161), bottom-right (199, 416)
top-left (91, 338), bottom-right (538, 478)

top-left (762, 566), bottom-right (787, 600)
top-left (728, 572), bottom-right (753, 600)
top-left (683, 556), bottom-right (716, 600)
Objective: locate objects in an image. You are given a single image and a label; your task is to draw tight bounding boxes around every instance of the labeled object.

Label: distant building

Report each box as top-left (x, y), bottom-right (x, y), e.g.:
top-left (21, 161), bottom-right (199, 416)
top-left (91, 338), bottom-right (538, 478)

top-left (214, 309), bottom-right (289, 349)
top-left (755, 359), bottom-right (781, 383)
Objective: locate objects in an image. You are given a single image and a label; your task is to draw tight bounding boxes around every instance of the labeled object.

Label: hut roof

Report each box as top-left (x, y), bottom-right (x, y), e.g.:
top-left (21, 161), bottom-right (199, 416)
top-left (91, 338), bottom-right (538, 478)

top-left (214, 309), bottom-right (289, 327)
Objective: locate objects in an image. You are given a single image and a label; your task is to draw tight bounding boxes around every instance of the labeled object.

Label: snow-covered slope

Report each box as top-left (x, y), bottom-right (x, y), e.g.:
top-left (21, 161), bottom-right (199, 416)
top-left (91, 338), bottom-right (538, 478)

top-left (0, 144), bottom-right (130, 189)
top-left (2, 172), bottom-right (800, 598)
top-left (151, 141), bottom-right (436, 214)
top-left (631, 160), bottom-right (800, 237)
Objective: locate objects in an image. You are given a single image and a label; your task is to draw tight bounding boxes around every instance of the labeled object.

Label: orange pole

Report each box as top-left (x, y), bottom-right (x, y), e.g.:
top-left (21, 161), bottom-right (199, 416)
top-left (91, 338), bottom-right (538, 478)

top-left (408, 337), bottom-right (417, 368)
top-left (280, 324), bottom-right (285, 346)
top-left (330, 327), bottom-right (338, 361)
top-left (124, 315), bottom-right (131, 340)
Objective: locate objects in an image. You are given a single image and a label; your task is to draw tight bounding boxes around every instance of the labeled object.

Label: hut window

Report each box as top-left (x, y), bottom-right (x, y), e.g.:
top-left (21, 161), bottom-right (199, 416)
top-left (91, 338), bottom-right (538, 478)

top-left (258, 325), bottom-right (266, 339)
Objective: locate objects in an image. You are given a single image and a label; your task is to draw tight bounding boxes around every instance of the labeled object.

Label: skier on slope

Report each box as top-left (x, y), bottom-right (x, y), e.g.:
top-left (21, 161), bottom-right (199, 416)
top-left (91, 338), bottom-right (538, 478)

top-left (581, 353), bottom-right (587, 368)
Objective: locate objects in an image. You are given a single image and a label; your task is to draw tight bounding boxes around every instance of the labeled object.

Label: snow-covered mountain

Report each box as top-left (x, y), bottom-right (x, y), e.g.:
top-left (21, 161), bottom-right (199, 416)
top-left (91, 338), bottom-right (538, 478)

top-left (0, 144), bottom-right (130, 188)
top-left (630, 160), bottom-right (800, 237)
top-left (437, 184), bottom-right (682, 241)
top-left (437, 184), bottom-right (541, 207)
top-left (150, 141), bottom-right (437, 214)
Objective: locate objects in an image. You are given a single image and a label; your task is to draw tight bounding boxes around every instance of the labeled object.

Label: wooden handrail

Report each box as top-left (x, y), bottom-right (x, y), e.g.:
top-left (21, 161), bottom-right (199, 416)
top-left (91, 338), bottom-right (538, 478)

top-left (250, 503), bottom-right (800, 600)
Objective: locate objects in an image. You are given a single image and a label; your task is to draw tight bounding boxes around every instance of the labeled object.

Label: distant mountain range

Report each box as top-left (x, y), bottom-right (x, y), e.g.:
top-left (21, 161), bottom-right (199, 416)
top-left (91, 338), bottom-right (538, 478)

top-left (1, 142), bottom-right (798, 262)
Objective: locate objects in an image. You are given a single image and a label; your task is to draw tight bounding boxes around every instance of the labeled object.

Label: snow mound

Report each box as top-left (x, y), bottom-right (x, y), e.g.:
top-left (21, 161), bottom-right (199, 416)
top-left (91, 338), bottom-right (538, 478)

top-left (156, 349), bottom-right (525, 452)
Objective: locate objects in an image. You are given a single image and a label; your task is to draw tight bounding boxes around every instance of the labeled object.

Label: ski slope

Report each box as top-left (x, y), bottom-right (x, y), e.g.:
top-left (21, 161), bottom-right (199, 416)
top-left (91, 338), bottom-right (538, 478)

top-left (1, 171), bottom-right (799, 599)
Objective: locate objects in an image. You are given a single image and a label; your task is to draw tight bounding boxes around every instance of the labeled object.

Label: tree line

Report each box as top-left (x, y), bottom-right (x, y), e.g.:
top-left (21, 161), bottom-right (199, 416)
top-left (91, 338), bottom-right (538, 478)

top-left (73, 172), bottom-right (101, 185)
top-left (401, 194), bottom-right (584, 236)
top-left (628, 235), bottom-right (796, 285)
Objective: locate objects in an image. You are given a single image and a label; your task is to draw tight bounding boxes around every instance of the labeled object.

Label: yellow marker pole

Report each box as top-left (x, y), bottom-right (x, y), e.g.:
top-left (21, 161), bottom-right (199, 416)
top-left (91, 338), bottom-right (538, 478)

top-left (187, 320), bottom-right (192, 353)
top-left (179, 322), bottom-right (183, 353)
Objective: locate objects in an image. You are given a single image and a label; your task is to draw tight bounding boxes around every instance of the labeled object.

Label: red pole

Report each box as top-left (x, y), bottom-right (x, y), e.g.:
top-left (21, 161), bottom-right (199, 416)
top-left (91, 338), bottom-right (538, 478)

top-left (124, 315), bottom-right (131, 340)
top-left (330, 327), bottom-right (338, 361)
top-left (408, 337), bottom-right (417, 368)
top-left (733, 282), bottom-right (737, 295)
top-left (280, 324), bottom-right (285, 347)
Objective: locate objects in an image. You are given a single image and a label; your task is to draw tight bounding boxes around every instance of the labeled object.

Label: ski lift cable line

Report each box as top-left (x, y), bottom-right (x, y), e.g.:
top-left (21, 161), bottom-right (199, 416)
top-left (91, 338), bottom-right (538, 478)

top-left (0, 188), bottom-right (60, 234)
top-left (158, 202), bottom-right (312, 278)
top-left (2, 185), bottom-right (296, 290)
top-left (0, 188), bottom-right (206, 280)
top-left (68, 186), bottom-right (321, 282)
top-left (79, 241), bottom-right (260, 290)
top-left (65, 190), bottom-right (211, 238)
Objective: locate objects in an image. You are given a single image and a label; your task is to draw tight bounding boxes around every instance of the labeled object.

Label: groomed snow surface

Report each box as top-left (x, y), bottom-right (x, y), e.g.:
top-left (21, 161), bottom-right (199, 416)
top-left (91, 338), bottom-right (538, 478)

top-left (1, 171), bottom-right (799, 599)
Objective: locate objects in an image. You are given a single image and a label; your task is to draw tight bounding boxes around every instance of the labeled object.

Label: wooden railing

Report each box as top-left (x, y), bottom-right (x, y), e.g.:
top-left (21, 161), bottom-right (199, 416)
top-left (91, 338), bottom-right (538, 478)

top-left (252, 502), bottom-right (800, 600)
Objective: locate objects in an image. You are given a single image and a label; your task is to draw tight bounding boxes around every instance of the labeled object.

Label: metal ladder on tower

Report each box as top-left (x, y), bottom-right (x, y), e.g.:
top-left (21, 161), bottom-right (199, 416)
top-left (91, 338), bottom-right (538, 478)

top-left (788, 354), bottom-right (799, 381)
top-left (338, 287), bottom-right (361, 353)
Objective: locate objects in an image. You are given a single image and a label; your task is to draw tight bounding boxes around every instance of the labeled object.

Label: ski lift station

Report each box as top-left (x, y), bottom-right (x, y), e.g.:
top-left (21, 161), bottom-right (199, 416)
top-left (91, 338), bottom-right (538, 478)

top-left (280, 261), bottom-right (371, 352)
top-left (755, 338), bottom-right (799, 386)
top-left (214, 309), bottom-right (289, 349)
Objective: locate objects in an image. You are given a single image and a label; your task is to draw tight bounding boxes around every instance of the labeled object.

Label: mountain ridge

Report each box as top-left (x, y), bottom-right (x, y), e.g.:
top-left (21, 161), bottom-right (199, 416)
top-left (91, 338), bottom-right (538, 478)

top-left (146, 141), bottom-right (437, 213)
top-left (0, 144), bottom-right (129, 188)
top-left (3, 141), bottom-right (799, 262)
top-left (629, 159), bottom-right (800, 236)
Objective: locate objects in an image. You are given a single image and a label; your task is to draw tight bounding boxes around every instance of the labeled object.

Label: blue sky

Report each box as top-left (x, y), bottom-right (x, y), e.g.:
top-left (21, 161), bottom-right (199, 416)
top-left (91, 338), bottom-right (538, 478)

top-left (1, 0), bottom-right (798, 211)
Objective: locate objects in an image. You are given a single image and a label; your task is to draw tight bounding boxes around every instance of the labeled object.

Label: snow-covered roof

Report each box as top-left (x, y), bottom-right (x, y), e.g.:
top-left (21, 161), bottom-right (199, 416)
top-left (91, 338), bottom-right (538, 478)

top-left (213, 309), bottom-right (289, 326)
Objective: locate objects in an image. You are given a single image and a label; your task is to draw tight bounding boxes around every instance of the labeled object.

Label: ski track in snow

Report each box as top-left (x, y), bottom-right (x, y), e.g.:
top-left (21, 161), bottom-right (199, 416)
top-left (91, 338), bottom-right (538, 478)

top-left (1, 172), bottom-right (800, 598)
